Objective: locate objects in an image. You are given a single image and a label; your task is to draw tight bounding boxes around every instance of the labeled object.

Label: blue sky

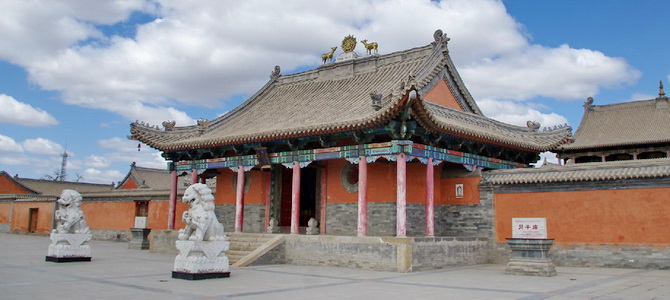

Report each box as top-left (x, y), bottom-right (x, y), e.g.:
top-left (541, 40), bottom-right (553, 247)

top-left (0, 0), bottom-right (667, 184)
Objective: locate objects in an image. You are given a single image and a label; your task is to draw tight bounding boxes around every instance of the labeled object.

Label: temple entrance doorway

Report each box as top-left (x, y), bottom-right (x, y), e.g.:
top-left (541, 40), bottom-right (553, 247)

top-left (28, 208), bottom-right (38, 233)
top-left (279, 165), bottom-right (317, 228)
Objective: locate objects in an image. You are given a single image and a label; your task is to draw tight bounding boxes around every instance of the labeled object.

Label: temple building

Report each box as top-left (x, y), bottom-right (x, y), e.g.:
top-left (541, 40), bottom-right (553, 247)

top-left (0, 171), bottom-right (113, 233)
top-left (557, 83), bottom-right (670, 163)
top-left (130, 30), bottom-right (572, 238)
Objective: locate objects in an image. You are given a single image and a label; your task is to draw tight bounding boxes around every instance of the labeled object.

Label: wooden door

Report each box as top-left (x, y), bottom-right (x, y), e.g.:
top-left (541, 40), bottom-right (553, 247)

top-left (28, 208), bottom-right (38, 233)
top-left (280, 167), bottom-right (292, 226)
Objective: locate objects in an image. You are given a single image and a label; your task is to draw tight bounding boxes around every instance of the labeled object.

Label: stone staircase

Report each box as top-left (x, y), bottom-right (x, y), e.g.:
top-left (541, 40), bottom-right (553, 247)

top-left (226, 233), bottom-right (284, 267)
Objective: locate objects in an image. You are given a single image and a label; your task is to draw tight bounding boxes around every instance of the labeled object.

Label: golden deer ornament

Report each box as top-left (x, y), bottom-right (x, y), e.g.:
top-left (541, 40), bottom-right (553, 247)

top-left (361, 40), bottom-right (378, 55)
top-left (322, 47), bottom-right (337, 64)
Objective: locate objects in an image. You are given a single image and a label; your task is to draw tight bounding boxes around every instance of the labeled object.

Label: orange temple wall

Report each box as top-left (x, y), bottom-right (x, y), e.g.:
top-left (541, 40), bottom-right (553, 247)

top-left (494, 188), bottom-right (670, 244)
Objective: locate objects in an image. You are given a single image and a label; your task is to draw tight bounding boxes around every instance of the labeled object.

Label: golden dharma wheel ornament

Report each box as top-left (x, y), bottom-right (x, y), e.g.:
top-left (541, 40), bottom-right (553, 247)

top-left (341, 35), bottom-right (357, 53)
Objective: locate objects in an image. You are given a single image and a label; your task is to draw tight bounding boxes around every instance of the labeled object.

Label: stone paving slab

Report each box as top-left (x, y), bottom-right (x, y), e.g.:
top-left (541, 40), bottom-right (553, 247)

top-left (1, 233), bottom-right (669, 299)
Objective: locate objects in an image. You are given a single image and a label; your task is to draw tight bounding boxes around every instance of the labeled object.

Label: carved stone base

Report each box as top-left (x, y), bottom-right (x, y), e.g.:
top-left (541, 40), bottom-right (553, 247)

top-left (505, 238), bottom-right (556, 277)
top-left (172, 271), bottom-right (230, 280)
top-left (128, 228), bottom-right (151, 250)
top-left (173, 240), bottom-right (230, 280)
top-left (506, 259), bottom-right (556, 277)
top-left (46, 233), bottom-right (92, 262)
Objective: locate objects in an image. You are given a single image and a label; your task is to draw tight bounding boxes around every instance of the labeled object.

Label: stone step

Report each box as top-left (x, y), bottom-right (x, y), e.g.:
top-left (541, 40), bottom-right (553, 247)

top-left (227, 235), bottom-right (274, 242)
top-left (226, 250), bottom-right (251, 257)
top-left (229, 242), bottom-right (265, 251)
top-left (224, 233), bottom-right (283, 265)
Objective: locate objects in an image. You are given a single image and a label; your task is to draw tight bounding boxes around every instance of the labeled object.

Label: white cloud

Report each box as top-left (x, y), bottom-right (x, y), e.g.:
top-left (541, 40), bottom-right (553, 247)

top-left (0, 94), bottom-right (58, 126)
top-left (478, 99), bottom-right (569, 128)
top-left (85, 155), bottom-right (110, 168)
top-left (629, 93), bottom-right (656, 101)
top-left (0, 0), bottom-right (150, 64)
top-left (80, 168), bottom-right (124, 185)
top-left (97, 137), bottom-right (168, 168)
top-left (532, 151), bottom-right (560, 167)
top-left (22, 138), bottom-right (64, 156)
top-left (0, 134), bottom-right (24, 153)
top-left (460, 45), bottom-right (641, 102)
top-left (0, 0), bottom-right (640, 127)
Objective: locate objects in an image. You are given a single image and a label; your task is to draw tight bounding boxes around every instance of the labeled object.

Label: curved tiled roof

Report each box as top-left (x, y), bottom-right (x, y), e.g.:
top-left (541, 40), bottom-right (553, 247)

top-left (414, 101), bottom-right (572, 151)
top-left (14, 178), bottom-right (113, 196)
top-left (560, 98), bottom-right (670, 151)
top-left (483, 158), bottom-right (670, 184)
top-left (117, 164), bottom-right (172, 190)
top-left (131, 33), bottom-right (572, 153)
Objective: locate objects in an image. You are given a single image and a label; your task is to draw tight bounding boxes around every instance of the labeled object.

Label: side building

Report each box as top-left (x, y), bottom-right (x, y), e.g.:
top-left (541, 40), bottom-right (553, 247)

top-left (0, 163), bottom-right (197, 240)
top-left (0, 171), bottom-right (114, 234)
top-left (486, 88), bottom-right (670, 269)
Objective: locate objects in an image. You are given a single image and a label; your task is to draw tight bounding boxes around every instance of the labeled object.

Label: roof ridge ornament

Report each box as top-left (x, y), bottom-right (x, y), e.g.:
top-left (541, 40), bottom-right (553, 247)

top-left (270, 65), bottom-right (281, 80)
top-left (360, 39), bottom-right (378, 55)
top-left (322, 47), bottom-right (337, 64)
top-left (659, 80), bottom-right (666, 99)
top-left (433, 29), bottom-right (450, 48)
top-left (584, 96), bottom-right (594, 111)
top-left (370, 91), bottom-right (382, 111)
top-left (526, 121), bottom-right (541, 131)
top-left (197, 119), bottom-right (209, 134)
top-left (162, 120), bottom-right (176, 131)
top-left (341, 35), bottom-right (357, 53)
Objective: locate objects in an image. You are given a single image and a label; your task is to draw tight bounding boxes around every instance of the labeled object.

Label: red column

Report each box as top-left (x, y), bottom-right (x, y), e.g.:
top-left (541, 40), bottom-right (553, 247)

top-left (425, 158), bottom-right (435, 237)
top-left (357, 157), bottom-right (368, 237)
top-left (264, 170), bottom-right (271, 231)
top-left (291, 161), bottom-right (301, 234)
top-left (191, 168), bottom-right (198, 184)
top-left (168, 169), bottom-right (177, 230)
top-left (235, 166), bottom-right (245, 233)
top-left (396, 153), bottom-right (407, 237)
top-left (320, 165), bottom-right (328, 234)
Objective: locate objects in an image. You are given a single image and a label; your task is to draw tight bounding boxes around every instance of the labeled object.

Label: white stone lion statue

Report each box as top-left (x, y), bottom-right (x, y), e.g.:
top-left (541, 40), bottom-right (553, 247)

top-left (178, 183), bottom-right (225, 241)
top-left (53, 189), bottom-right (90, 234)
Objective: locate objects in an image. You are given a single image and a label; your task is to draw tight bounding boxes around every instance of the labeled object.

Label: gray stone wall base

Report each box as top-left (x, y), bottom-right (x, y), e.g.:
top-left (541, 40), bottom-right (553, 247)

top-left (368, 202), bottom-right (396, 236)
top-left (128, 228), bottom-right (151, 250)
top-left (250, 235), bottom-right (488, 272)
top-left (551, 244), bottom-right (670, 269)
top-left (326, 203), bottom-right (357, 235)
top-left (412, 237), bottom-right (488, 271)
top-left (506, 259), bottom-right (557, 277)
top-left (491, 242), bottom-right (670, 270)
top-left (215, 204), bottom-right (265, 233)
top-left (90, 229), bottom-right (131, 242)
top-left (149, 229), bottom-right (179, 254)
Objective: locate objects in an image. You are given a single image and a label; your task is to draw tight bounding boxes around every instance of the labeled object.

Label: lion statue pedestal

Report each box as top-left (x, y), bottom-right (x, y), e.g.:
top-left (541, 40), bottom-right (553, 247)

top-left (46, 190), bottom-right (92, 262)
top-left (172, 183), bottom-right (230, 280)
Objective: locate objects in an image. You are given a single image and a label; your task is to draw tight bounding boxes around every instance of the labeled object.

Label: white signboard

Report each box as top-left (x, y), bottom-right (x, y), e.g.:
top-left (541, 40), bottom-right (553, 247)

top-left (512, 218), bottom-right (547, 239)
top-left (455, 184), bottom-right (464, 198)
top-left (134, 216), bottom-right (147, 229)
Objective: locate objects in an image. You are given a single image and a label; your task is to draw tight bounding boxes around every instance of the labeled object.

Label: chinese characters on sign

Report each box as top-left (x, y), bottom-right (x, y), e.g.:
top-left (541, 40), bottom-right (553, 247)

top-left (512, 218), bottom-right (547, 239)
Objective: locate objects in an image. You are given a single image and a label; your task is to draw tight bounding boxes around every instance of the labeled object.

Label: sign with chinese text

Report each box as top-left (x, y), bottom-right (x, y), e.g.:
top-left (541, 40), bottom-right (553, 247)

top-left (512, 218), bottom-right (547, 239)
top-left (134, 216), bottom-right (147, 229)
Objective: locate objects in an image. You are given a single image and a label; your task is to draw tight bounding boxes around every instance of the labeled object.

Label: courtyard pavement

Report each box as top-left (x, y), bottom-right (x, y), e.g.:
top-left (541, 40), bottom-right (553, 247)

top-left (1, 233), bottom-right (668, 300)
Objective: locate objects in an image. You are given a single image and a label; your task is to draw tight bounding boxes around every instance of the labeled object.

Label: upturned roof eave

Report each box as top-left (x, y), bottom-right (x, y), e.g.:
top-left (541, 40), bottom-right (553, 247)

top-left (412, 99), bottom-right (573, 152)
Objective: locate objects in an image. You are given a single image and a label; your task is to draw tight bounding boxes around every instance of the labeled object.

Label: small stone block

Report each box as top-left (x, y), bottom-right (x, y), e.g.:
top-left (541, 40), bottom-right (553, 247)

top-left (172, 271), bottom-right (230, 280)
top-left (46, 256), bottom-right (91, 263)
